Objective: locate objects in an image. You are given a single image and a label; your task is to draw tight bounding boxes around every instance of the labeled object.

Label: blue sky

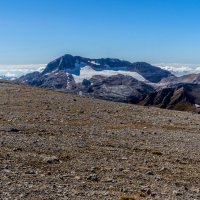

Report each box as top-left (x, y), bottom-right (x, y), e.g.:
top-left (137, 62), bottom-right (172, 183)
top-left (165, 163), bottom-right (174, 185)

top-left (1, 0), bottom-right (200, 64)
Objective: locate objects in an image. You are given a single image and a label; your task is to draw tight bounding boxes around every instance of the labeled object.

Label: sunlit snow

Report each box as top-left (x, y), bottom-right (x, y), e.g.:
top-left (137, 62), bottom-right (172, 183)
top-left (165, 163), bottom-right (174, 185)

top-left (72, 66), bottom-right (146, 83)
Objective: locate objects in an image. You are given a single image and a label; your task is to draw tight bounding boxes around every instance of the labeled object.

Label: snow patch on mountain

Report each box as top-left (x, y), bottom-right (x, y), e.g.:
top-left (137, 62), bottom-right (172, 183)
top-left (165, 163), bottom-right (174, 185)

top-left (89, 61), bottom-right (100, 65)
top-left (71, 66), bottom-right (146, 83)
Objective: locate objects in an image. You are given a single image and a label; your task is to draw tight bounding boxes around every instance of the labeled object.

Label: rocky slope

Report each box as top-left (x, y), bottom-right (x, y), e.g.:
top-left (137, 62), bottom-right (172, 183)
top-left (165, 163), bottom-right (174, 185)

top-left (81, 74), bottom-right (155, 103)
top-left (18, 72), bottom-right (155, 104)
top-left (160, 73), bottom-right (200, 86)
top-left (141, 83), bottom-right (200, 112)
top-left (0, 81), bottom-right (200, 200)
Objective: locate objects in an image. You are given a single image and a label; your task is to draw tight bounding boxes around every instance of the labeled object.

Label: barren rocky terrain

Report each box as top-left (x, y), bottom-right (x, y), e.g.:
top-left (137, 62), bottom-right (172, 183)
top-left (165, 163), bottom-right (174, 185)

top-left (0, 80), bottom-right (200, 200)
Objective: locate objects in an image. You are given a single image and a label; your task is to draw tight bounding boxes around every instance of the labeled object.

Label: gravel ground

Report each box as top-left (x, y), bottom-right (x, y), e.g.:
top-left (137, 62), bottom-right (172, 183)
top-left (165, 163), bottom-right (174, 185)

top-left (0, 81), bottom-right (200, 200)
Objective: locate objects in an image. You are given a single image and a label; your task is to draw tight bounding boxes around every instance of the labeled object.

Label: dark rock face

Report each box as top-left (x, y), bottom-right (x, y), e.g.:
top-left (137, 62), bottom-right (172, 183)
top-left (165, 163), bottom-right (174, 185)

top-left (18, 71), bottom-right (76, 90)
top-left (18, 72), bottom-right (155, 104)
top-left (141, 83), bottom-right (200, 112)
top-left (42, 54), bottom-right (79, 75)
top-left (18, 72), bottom-right (43, 86)
top-left (83, 74), bottom-right (155, 103)
top-left (39, 72), bottom-right (76, 90)
top-left (127, 62), bottom-right (173, 83)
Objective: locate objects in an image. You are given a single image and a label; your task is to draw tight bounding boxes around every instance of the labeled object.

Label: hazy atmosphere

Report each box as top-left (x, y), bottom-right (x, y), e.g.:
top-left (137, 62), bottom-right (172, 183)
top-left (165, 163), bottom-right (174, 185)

top-left (1, 0), bottom-right (200, 77)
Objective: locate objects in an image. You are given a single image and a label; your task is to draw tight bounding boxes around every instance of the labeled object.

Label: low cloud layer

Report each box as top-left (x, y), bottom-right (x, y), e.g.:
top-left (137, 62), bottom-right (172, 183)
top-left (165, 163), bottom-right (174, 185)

top-left (0, 64), bottom-right (46, 78)
top-left (156, 63), bottom-right (200, 77)
top-left (1, 63), bottom-right (200, 79)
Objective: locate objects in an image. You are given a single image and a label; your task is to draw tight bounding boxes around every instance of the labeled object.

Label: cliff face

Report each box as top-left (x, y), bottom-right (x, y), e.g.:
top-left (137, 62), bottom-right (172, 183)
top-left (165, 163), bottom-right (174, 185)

top-left (141, 83), bottom-right (200, 112)
top-left (81, 74), bottom-right (155, 103)
top-left (160, 73), bottom-right (200, 86)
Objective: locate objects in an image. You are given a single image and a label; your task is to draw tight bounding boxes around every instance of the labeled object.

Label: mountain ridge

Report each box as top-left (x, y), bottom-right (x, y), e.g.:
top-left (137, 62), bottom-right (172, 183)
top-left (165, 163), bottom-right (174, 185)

top-left (41, 54), bottom-right (173, 83)
top-left (17, 54), bottom-right (200, 113)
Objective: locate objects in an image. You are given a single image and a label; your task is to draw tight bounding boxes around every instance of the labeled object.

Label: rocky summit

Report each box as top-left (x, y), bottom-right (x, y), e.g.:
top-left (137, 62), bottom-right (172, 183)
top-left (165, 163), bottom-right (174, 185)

top-left (0, 80), bottom-right (200, 200)
top-left (41, 54), bottom-right (173, 83)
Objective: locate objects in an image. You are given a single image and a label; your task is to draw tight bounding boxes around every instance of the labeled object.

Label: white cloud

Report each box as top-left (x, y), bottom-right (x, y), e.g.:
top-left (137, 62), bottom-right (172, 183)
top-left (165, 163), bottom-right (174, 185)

top-left (1, 62), bottom-right (200, 79)
top-left (0, 64), bottom-right (46, 77)
top-left (154, 63), bottom-right (200, 76)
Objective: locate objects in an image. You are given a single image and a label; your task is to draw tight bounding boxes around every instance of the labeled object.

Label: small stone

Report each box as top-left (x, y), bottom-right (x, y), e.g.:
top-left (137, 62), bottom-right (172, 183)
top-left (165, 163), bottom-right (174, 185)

top-left (103, 177), bottom-right (114, 182)
top-left (123, 169), bottom-right (130, 173)
top-left (141, 187), bottom-right (151, 195)
top-left (25, 170), bottom-right (36, 175)
top-left (160, 167), bottom-right (170, 172)
top-left (8, 128), bottom-right (20, 133)
top-left (146, 171), bottom-right (154, 175)
top-left (75, 176), bottom-right (81, 180)
top-left (87, 174), bottom-right (99, 182)
top-left (13, 147), bottom-right (22, 151)
top-left (44, 156), bottom-right (60, 164)
top-left (151, 192), bottom-right (157, 197)
top-left (90, 167), bottom-right (96, 173)
top-left (47, 171), bottom-right (51, 175)
top-left (173, 190), bottom-right (183, 196)
top-left (155, 175), bottom-right (161, 181)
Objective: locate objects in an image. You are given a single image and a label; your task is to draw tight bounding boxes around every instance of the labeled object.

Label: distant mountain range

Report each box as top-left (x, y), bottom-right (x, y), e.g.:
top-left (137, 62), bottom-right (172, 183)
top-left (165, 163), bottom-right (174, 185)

top-left (17, 54), bottom-right (200, 113)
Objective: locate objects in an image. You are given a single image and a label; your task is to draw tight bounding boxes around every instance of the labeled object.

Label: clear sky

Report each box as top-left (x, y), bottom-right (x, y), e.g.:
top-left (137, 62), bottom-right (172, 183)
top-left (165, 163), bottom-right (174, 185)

top-left (1, 0), bottom-right (200, 64)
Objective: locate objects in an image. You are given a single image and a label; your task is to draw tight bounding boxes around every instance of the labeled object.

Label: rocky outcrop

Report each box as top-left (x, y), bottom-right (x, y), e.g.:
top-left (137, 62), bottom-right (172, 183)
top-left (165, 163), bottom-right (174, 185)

top-left (160, 73), bottom-right (200, 86)
top-left (82, 74), bottom-right (156, 103)
top-left (18, 71), bottom-right (76, 90)
top-left (18, 71), bottom-right (42, 86)
top-left (141, 83), bottom-right (200, 112)
top-left (19, 72), bottom-right (155, 103)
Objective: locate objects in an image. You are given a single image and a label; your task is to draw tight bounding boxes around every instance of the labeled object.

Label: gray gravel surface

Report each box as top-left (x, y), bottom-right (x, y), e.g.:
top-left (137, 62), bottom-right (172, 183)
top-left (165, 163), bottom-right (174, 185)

top-left (0, 81), bottom-right (200, 200)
